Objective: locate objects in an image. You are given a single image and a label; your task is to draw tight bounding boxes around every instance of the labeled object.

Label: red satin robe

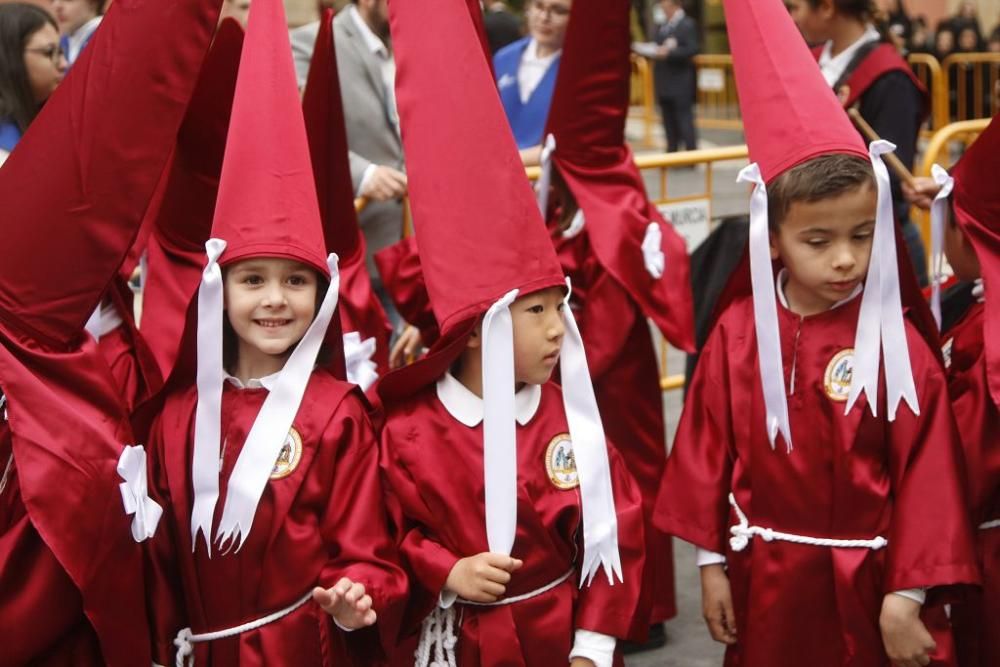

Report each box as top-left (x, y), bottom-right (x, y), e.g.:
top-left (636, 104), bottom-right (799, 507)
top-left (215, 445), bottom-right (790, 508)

top-left (940, 302), bottom-right (1000, 667)
top-left (554, 229), bottom-right (676, 624)
top-left (146, 370), bottom-right (407, 666)
top-left (379, 380), bottom-right (646, 666)
top-left (654, 294), bottom-right (979, 667)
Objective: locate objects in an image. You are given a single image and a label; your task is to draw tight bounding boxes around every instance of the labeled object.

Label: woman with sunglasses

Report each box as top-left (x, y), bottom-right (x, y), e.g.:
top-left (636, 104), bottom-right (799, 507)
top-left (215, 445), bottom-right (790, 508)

top-left (0, 3), bottom-right (67, 166)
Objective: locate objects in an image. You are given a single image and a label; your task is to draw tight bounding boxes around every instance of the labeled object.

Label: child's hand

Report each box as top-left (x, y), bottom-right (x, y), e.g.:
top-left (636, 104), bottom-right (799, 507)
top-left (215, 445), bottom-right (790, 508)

top-left (445, 552), bottom-right (523, 603)
top-left (902, 177), bottom-right (942, 211)
top-left (880, 594), bottom-right (935, 667)
top-left (312, 578), bottom-right (377, 630)
top-left (700, 564), bottom-right (737, 645)
top-left (389, 325), bottom-right (423, 369)
top-left (569, 659), bottom-right (596, 667)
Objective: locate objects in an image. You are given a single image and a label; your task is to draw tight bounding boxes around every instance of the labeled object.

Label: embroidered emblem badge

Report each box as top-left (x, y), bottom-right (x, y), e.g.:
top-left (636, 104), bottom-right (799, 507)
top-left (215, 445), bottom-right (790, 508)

top-left (942, 337), bottom-right (954, 370)
top-left (545, 433), bottom-right (579, 490)
top-left (270, 427), bottom-right (303, 480)
top-left (823, 349), bottom-right (854, 402)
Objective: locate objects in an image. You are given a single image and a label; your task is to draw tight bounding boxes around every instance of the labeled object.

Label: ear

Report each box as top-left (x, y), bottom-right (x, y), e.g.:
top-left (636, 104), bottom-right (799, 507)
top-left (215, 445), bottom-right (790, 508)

top-left (769, 230), bottom-right (781, 261)
top-left (819, 0), bottom-right (836, 20)
top-left (465, 323), bottom-right (483, 350)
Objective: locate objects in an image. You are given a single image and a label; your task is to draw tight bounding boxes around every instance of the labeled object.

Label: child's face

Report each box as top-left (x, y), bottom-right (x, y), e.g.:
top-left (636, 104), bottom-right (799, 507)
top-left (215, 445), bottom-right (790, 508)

top-left (510, 286), bottom-right (566, 386)
top-left (770, 184), bottom-right (876, 316)
top-left (223, 257), bottom-right (318, 365)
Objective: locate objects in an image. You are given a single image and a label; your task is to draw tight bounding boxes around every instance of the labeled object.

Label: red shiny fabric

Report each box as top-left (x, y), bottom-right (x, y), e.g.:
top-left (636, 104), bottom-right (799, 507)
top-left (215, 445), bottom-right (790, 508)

top-left (555, 230), bottom-right (676, 624)
top-left (374, 237), bottom-right (439, 347)
top-left (146, 371), bottom-right (407, 666)
top-left (654, 294), bottom-right (979, 667)
top-left (97, 278), bottom-right (163, 416)
top-left (379, 382), bottom-right (646, 665)
top-left (941, 303), bottom-right (1000, 666)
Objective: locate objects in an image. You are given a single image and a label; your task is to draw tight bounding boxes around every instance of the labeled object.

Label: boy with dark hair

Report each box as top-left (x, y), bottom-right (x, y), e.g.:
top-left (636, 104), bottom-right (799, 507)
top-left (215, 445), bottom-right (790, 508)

top-left (653, 1), bottom-right (978, 666)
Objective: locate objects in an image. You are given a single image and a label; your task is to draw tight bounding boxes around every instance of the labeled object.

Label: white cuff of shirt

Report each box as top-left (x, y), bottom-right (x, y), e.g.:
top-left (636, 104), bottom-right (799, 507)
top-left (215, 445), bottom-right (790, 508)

top-left (357, 163), bottom-right (378, 197)
top-left (696, 548), bottom-right (727, 567)
top-left (333, 618), bottom-right (357, 632)
top-left (568, 629), bottom-right (616, 667)
top-left (892, 588), bottom-right (927, 605)
top-left (439, 588), bottom-right (458, 609)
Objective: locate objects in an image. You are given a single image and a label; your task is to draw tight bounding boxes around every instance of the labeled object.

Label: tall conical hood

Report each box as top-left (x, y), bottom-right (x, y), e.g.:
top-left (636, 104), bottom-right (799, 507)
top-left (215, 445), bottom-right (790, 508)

top-left (725, 0), bottom-right (917, 453)
top-left (540, 0), bottom-right (695, 352)
top-left (951, 113), bottom-right (1000, 407)
top-left (390, 0), bottom-right (564, 336)
top-left (727, 0), bottom-right (867, 181)
top-left (303, 8), bottom-right (390, 386)
top-left (210, 0), bottom-right (328, 276)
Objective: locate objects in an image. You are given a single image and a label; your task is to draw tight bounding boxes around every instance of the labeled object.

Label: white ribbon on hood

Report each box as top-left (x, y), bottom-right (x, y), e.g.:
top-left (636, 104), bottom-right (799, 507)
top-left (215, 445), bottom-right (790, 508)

top-left (343, 331), bottom-right (379, 391)
top-left (536, 133), bottom-right (557, 218)
top-left (642, 222), bottom-right (665, 279)
top-left (118, 445), bottom-right (163, 542)
top-left (928, 163), bottom-right (955, 329)
top-left (845, 141), bottom-right (919, 421)
top-left (738, 163), bottom-right (793, 452)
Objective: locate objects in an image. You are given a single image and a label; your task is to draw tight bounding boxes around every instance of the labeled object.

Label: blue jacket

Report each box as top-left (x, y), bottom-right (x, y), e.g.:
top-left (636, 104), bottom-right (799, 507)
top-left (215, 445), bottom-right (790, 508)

top-left (493, 37), bottom-right (560, 149)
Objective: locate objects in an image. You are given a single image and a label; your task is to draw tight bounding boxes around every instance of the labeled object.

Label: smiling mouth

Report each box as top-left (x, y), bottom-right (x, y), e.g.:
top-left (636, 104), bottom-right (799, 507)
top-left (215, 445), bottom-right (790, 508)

top-left (255, 319), bottom-right (292, 328)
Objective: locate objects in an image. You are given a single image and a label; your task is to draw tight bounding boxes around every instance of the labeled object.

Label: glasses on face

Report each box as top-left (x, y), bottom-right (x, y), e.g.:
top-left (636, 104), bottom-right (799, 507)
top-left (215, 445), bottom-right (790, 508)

top-left (25, 44), bottom-right (65, 66)
top-left (530, 1), bottom-right (570, 20)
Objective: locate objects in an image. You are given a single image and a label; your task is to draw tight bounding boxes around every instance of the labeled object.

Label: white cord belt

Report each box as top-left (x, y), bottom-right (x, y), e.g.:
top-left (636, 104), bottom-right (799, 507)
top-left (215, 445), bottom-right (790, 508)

top-left (728, 494), bottom-right (888, 552)
top-left (415, 567), bottom-right (574, 667)
top-left (173, 590), bottom-right (313, 667)
top-left (979, 518), bottom-right (1000, 531)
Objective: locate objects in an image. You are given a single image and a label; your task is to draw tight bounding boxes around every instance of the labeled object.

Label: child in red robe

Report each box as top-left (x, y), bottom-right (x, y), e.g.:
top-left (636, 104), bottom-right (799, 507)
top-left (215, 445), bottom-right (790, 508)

top-left (375, 1), bottom-right (645, 665)
top-left (536, 0), bottom-right (697, 638)
top-left (653, 2), bottom-right (979, 666)
top-left (0, 0), bottom-right (224, 663)
top-left (905, 113), bottom-right (1000, 667)
top-left (143, 1), bottom-right (407, 665)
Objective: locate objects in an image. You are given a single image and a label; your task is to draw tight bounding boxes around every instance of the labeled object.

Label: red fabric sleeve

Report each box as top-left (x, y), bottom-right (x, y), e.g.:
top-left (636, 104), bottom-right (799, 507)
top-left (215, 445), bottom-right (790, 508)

top-left (577, 263), bottom-right (639, 381)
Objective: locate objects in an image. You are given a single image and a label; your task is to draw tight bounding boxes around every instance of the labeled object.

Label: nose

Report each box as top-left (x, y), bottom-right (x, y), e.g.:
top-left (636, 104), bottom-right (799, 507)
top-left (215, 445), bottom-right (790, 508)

top-left (260, 281), bottom-right (287, 307)
top-left (547, 310), bottom-right (566, 342)
top-left (831, 242), bottom-right (856, 272)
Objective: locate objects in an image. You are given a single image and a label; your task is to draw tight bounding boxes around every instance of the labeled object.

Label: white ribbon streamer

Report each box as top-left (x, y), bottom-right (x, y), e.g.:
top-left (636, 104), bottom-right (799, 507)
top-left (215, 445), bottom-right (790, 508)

top-left (929, 164), bottom-right (955, 329)
top-left (343, 331), bottom-right (379, 391)
top-left (846, 141), bottom-right (919, 421)
top-left (738, 163), bottom-right (793, 452)
top-left (536, 133), bottom-right (557, 218)
top-left (117, 445), bottom-right (163, 542)
top-left (481, 289), bottom-right (520, 556)
top-left (562, 208), bottom-right (585, 239)
top-left (191, 238), bottom-right (228, 553)
top-left (214, 254), bottom-right (341, 551)
top-left (561, 278), bottom-right (623, 586)
top-left (641, 222), bottom-right (665, 279)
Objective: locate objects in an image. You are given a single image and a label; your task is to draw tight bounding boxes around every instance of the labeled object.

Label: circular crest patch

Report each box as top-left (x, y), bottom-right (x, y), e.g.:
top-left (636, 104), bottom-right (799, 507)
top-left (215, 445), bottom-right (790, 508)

top-left (941, 337), bottom-right (955, 370)
top-left (824, 349), bottom-right (854, 402)
top-left (545, 434), bottom-right (579, 490)
top-left (270, 427), bottom-right (303, 480)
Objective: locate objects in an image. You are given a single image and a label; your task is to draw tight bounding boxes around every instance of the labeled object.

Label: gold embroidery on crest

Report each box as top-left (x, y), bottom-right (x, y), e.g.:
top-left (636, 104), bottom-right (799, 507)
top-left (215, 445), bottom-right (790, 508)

top-left (545, 433), bottom-right (579, 490)
top-left (824, 349), bottom-right (854, 402)
top-left (270, 427), bottom-right (303, 480)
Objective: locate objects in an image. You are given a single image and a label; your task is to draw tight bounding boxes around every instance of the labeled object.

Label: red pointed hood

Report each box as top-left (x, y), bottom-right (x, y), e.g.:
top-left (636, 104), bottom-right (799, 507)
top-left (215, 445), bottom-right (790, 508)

top-left (211, 0), bottom-right (327, 276)
top-left (303, 8), bottom-right (390, 378)
top-left (542, 0), bottom-right (695, 351)
top-left (951, 113), bottom-right (1000, 406)
top-left (138, 19), bottom-right (244, 385)
top-left (390, 0), bottom-right (563, 334)
top-left (726, 0), bottom-right (867, 180)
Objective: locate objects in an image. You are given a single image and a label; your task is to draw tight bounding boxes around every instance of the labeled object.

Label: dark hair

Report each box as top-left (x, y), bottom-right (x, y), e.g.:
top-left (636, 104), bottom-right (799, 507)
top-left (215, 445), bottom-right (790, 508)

top-left (804, 0), bottom-right (881, 22)
top-left (221, 269), bottom-right (333, 373)
top-left (0, 3), bottom-right (58, 133)
top-left (767, 153), bottom-right (875, 230)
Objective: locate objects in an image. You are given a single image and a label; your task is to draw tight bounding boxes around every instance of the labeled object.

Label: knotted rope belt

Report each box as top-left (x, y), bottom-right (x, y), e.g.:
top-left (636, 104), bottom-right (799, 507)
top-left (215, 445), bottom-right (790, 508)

top-left (728, 494), bottom-right (888, 552)
top-left (415, 567), bottom-right (574, 667)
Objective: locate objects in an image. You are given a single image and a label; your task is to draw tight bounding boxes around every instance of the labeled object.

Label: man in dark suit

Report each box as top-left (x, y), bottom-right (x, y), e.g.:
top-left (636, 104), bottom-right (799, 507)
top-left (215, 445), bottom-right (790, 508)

top-left (652, 0), bottom-right (699, 152)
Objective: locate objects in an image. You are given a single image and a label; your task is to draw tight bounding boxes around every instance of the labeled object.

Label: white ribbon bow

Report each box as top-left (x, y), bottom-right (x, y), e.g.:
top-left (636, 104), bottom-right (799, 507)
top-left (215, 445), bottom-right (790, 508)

top-left (481, 289), bottom-right (520, 556)
top-left (343, 331), bottom-right (379, 391)
top-left (560, 278), bottom-right (623, 586)
top-left (118, 445), bottom-right (163, 542)
top-left (641, 222), bottom-right (666, 279)
top-left (928, 164), bottom-right (955, 329)
top-left (536, 133), bottom-right (557, 218)
top-left (738, 163), bottom-right (793, 452)
top-left (846, 141), bottom-right (919, 420)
